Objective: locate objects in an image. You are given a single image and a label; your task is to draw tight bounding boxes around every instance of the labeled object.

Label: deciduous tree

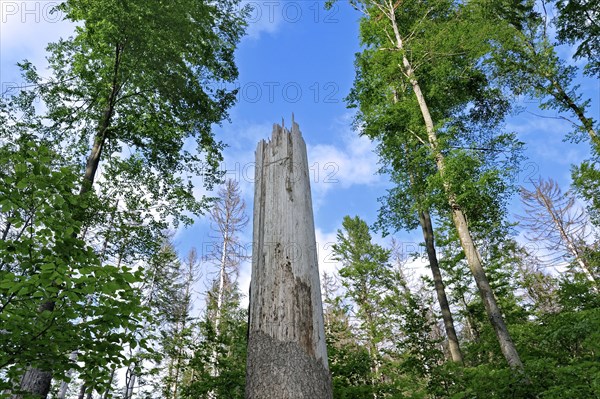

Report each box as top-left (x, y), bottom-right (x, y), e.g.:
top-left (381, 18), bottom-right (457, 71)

top-left (5, 0), bottom-right (248, 395)
top-left (331, 0), bottom-right (526, 372)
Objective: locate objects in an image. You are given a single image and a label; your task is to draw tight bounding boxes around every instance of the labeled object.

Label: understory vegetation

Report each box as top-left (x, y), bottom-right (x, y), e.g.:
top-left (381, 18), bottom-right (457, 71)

top-left (1, 0), bottom-right (598, 397)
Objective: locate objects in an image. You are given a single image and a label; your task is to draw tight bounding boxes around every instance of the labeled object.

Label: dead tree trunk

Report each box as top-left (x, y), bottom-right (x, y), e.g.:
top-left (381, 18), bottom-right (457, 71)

top-left (245, 119), bottom-right (333, 399)
top-left (13, 369), bottom-right (52, 399)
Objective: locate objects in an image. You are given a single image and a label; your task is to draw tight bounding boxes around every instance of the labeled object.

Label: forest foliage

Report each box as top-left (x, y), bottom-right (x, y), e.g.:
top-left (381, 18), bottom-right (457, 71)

top-left (0, 0), bottom-right (598, 398)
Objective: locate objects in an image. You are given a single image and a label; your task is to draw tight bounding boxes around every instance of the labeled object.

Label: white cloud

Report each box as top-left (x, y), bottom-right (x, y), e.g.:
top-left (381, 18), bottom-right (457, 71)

top-left (238, 261), bottom-right (252, 308)
top-left (223, 120), bottom-right (275, 151)
top-left (308, 133), bottom-right (380, 188)
top-left (307, 131), bottom-right (381, 212)
top-left (241, 0), bottom-right (286, 40)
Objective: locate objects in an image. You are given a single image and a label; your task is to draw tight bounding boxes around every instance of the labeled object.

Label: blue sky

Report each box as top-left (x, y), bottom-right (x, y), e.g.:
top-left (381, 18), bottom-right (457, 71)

top-left (1, 0), bottom-right (598, 304)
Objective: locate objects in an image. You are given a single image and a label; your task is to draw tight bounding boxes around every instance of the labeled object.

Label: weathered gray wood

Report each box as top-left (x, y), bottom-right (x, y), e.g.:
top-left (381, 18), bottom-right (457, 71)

top-left (246, 119), bottom-right (332, 399)
top-left (13, 369), bottom-right (52, 399)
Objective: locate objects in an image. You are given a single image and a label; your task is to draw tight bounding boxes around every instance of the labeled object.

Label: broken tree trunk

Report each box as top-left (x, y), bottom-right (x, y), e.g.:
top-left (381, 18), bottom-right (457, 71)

top-left (245, 119), bottom-right (333, 399)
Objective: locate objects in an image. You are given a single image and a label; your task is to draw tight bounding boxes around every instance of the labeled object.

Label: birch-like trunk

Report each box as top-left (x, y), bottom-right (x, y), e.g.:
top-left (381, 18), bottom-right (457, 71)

top-left (124, 364), bottom-right (136, 399)
top-left (216, 231), bottom-right (229, 327)
top-left (406, 165), bottom-right (463, 364)
top-left (245, 120), bottom-right (332, 398)
top-left (385, 0), bottom-right (525, 372)
top-left (209, 233), bottom-right (229, 383)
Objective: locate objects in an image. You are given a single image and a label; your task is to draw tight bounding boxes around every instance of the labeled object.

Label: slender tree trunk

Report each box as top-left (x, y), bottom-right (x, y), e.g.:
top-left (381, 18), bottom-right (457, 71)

top-left (450, 208), bottom-right (525, 371)
top-left (172, 353), bottom-right (182, 399)
top-left (216, 229), bottom-right (229, 328)
top-left (460, 293), bottom-right (481, 342)
top-left (170, 303), bottom-right (187, 399)
top-left (77, 384), bottom-right (87, 399)
top-left (369, 332), bottom-right (379, 399)
top-left (124, 363), bottom-right (136, 399)
top-left (1, 219), bottom-right (11, 241)
top-left (418, 210), bottom-right (464, 364)
top-left (172, 259), bottom-right (195, 399)
top-left (361, 306), bottom-right (380, 399)
top-left (80, 42), bottom-right (123, 195)
top-left (16, 43), bottom-right (124, 399)
top-left (245, 120), bottom-right (333, 398)
top-left (165, 353), bottom-right (175, 399)
top-left (209, 232), bottom-right (229, 388)
top-left (546, 76), bottom-right (598, 146)
top-left (386, 1), bottom-right (525, 372)
top-left (122, 236), bottom-right (164, 399)
top-left (395, 86), bottom-right (462, 364)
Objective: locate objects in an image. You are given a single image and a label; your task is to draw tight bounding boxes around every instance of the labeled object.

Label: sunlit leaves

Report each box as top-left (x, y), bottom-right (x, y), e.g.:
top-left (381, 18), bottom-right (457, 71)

top-left (0, 138), bottom-right (145, 390)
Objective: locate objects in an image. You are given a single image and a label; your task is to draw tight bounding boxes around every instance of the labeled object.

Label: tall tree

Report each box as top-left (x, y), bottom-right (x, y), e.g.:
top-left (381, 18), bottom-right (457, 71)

top-left (331, 0), bottom-right (526, 372)
top-left (331, 217), bottom-right (449, 397)
top-left (123, 234), bottom-right (184, 399)
top-left (206, 179), bottom-right (249, 355)
top-left (322, 271), bottom-right (395, 398)
top-left (182, 282), bottom-right (247, 399)
top-left (163, 249), bottom-right (201, 399)
top-left (378, 156), bottom-right (464, 364)
top-left (332, 215), bottom-right (392, 394)
top-left (8, 0), bottom-right (248, 396)
top-left (417, 210), bottom-right (464, 364)
top-left (0, 95), bottom-right (144, 398)
top-left (135, 247), bottom-right (201, 399)
top-left (199, 179), bottom-right (248, 396)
